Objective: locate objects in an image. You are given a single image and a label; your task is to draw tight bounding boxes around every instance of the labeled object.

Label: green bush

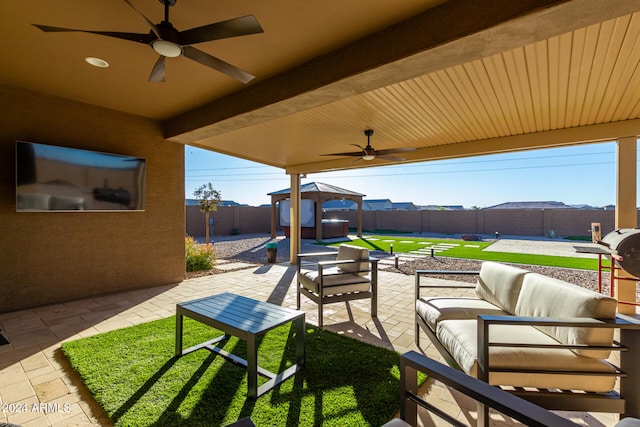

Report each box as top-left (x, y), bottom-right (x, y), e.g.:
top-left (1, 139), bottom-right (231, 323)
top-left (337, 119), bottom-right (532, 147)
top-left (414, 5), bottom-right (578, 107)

top-left (185, 236), bottom-right (216, 272)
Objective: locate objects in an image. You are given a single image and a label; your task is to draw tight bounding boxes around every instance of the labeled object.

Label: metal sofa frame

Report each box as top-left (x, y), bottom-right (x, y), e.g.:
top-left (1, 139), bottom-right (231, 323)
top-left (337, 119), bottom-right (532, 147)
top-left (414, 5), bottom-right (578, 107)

top-left (414, 269), bottom-right (640, 420)
top-left (399, 350), bottom-right (579, 427)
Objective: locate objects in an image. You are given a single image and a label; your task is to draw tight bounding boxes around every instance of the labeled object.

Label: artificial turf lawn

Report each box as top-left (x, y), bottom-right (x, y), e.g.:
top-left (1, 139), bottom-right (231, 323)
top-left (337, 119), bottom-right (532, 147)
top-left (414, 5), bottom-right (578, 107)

top-left (323, 236), bottom-right (602, 270)
top-left (62, 316), bottom-right (413, 427)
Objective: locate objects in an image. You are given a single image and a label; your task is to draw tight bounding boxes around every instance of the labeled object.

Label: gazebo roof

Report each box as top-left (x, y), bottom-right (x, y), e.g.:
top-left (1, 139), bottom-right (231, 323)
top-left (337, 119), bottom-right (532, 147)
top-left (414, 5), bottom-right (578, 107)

top-left (268, 182), bottom-right (365, 197)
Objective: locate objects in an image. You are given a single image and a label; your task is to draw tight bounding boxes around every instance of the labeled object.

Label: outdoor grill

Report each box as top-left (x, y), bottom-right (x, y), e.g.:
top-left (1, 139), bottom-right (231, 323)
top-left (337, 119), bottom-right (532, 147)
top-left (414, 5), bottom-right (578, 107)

top-left (598, 228), bottom-right (640, 278)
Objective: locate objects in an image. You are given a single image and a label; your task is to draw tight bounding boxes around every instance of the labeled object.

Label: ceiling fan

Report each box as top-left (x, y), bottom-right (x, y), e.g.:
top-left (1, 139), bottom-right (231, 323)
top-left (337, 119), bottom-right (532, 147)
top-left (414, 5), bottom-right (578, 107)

top-left (322, 129), bottom-right (417, 162)
top-left (32, 0), bottom-right (263, 83)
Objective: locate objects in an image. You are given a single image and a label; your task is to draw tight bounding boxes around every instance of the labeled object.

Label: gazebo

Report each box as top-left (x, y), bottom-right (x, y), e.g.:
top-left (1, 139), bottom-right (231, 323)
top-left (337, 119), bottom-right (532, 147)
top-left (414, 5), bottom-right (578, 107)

top-left (268, 182), bottom-right (364, 241)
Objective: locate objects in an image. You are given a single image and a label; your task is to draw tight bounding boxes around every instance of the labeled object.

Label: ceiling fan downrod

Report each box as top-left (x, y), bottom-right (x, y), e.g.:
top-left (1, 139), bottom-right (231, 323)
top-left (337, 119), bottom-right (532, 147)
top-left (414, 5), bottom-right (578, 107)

top-left (160, 0), bottom-right (176, 24)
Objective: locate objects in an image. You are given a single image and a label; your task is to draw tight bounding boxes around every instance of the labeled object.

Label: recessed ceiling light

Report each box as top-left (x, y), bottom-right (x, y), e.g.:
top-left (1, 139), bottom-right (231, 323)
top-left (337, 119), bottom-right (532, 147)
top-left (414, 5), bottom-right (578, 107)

top-left (85, 57), bottom-right (109, 68)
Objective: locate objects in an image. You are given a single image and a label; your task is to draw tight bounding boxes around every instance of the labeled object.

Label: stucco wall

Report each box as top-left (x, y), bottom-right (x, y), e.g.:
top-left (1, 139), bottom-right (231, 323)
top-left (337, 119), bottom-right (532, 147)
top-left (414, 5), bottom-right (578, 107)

top-left (187, 204), bottom-right (627, 239)
top-left (186, 205), bottom-right (271, 237)
top-left (0, 85), bottom-right (185, 313)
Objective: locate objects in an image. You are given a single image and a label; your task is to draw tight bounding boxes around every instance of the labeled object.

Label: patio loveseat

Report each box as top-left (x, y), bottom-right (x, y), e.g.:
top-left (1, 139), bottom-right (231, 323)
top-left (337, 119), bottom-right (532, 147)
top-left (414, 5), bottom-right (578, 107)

top-left (415, 261), bottom-right (640, 420)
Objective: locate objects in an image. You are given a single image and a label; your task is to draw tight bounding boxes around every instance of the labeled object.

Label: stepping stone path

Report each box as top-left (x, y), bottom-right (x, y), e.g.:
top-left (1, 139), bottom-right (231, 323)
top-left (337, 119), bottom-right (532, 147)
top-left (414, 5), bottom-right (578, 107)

top-left (409, 242), bottom-right (460, 255)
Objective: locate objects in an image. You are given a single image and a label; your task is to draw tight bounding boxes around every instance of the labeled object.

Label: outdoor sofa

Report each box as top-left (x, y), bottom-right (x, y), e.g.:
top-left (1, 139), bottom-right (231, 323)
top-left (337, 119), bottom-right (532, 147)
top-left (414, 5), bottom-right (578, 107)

top-left (414, 261), bottom-right (640, 420)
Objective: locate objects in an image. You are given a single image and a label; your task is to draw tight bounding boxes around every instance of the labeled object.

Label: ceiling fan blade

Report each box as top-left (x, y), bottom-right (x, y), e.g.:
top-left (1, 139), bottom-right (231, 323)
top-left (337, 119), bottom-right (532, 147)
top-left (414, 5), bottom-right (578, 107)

top-left (182, 46), bottom-right (255, 83)
top-left (375, 147), bottom-right (417, 156)
top-left (377, 154), bottom-right (406, 161)
top-left (148, 56), bottom-right (166, 82)
top-left (123, 0), bottom-right (160, 39)
top-left (179, 15), bottom-right (264, 46)
top-left (320, 151), bottom-right (365, 157)
top-left (32, 24), bottom-right (153, 44)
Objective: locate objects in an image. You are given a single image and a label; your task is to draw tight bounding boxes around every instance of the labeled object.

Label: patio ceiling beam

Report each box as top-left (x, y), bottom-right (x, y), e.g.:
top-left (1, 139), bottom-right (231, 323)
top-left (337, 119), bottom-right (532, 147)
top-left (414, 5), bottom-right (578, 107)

top-left (285, 119), bottom-right (640, 174)
top-left (163, 0), bottom-right (638, 144)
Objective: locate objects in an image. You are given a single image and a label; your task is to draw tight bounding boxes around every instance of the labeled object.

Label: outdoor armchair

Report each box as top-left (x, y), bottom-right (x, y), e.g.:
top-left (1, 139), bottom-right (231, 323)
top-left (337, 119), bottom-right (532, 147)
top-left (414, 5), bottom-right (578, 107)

top-left (296, 244), bottom-right (378, 327)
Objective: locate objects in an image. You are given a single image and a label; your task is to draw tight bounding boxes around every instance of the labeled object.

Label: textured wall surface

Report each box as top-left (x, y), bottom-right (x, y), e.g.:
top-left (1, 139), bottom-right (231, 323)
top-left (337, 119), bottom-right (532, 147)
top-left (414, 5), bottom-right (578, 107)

top-left (0, 85), bottom-right (185, 313)
top-left (187, 203), bottom-right (624, 239)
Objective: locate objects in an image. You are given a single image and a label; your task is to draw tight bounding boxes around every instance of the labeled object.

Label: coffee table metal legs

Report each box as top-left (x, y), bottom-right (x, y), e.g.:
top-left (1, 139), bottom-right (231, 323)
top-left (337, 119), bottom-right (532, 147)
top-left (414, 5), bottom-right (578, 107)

top-left (175, 312), bottom-right (306, 400)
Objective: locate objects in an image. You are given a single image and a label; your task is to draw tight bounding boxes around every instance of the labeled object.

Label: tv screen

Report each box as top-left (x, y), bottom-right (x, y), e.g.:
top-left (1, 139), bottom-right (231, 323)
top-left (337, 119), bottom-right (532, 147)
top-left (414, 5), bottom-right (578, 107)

top-left (279, 199), bottom-right (315, 227)
top-left (16, 141), bottom-right (146, 211)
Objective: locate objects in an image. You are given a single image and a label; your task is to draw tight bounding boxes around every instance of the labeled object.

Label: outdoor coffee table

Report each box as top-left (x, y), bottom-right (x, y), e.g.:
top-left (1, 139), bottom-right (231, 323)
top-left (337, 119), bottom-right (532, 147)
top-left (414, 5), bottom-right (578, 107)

top-left (175, 292), bottom-right (305, 399)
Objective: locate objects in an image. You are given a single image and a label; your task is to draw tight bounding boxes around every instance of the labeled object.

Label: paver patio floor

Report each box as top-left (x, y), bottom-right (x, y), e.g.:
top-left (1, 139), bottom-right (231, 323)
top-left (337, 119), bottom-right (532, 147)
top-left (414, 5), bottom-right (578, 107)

top-left (0, 263), bottom-right (627, 426)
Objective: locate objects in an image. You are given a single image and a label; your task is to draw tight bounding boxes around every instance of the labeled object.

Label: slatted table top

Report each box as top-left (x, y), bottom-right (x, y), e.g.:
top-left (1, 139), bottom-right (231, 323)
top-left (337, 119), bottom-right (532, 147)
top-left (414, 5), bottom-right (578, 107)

top-left (177, 292), bottom-right (304, 335)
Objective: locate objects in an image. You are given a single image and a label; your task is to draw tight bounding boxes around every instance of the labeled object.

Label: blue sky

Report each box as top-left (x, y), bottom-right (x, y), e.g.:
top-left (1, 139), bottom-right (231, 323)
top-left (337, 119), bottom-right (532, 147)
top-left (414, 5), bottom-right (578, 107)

top-left (185, 141), bottom-right (635, 208)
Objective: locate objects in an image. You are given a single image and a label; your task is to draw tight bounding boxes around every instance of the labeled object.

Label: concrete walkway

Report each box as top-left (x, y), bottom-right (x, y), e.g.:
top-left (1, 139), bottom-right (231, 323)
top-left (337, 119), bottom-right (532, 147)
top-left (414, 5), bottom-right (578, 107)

top-left (484, 238), bottom-right (601, 258)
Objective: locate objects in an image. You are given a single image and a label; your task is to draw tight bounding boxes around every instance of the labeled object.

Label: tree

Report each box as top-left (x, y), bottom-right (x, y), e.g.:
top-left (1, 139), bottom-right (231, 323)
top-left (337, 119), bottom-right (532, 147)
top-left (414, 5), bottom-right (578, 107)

top-left (193, 183), bottom-right (222, 245)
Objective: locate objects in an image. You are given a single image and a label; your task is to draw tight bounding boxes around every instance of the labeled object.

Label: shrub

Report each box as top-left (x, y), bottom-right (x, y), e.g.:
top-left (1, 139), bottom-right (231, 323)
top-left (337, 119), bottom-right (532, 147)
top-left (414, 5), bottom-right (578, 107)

top-left (461, 234), bottom-right (482, 241)
top-left (185, 236), bottom-right (216, 272)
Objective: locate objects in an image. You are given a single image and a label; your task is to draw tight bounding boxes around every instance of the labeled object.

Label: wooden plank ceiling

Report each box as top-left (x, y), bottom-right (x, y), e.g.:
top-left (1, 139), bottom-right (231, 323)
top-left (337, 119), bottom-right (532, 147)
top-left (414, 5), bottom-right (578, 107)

top-left (178, 7), bottom-right (640, 175)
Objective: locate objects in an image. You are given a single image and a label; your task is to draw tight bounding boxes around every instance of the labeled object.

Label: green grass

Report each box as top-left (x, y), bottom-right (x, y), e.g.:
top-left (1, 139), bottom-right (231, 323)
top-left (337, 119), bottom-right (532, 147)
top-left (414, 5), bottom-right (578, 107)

top-left (323, 236), bottom-right (604, 270)
top-left (63, 317), bottom-right (415, 427)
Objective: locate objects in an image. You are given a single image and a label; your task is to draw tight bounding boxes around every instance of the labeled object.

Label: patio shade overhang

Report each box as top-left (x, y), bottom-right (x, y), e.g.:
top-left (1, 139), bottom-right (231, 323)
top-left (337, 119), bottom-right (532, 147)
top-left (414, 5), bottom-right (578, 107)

top-left (162, 0), bottom-right (640, 175)
top-left (3, 0), bottom-right (640, 174)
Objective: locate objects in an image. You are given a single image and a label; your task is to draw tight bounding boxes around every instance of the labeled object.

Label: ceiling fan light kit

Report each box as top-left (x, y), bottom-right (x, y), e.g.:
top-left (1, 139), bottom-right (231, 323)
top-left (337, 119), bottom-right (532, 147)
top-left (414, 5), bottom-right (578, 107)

top-left (151, 40), bottom-right (182, 57)
top-left (321, 129), bottom-right (417, 162)
top-left (33, 0), bottom-right (263, 83)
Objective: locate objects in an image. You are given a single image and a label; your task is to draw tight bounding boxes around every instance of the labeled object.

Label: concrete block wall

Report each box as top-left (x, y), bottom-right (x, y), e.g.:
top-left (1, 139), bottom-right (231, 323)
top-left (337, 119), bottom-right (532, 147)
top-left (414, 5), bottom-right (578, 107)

top-left (188, 205), bottom-right (626, 238)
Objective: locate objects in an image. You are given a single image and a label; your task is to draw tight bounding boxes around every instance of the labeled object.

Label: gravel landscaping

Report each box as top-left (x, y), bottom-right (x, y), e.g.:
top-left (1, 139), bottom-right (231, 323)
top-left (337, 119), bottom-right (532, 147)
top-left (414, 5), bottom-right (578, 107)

top-left (190, 234), bottom-right (615, 297)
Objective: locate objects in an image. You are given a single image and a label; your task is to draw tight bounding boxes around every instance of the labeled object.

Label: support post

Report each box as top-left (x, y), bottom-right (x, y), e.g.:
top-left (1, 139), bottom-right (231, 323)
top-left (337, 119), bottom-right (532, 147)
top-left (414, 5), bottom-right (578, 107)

top-left (270, 197), bottom-right (278, 238)
top-left (357, 199), bottom-right (363, 237)
top-left (289, 174), bottom-right (301, 264)
top-left (315, 195), bottom-right (323, 242)
top-left (615, 137), bottom-right (638, 315)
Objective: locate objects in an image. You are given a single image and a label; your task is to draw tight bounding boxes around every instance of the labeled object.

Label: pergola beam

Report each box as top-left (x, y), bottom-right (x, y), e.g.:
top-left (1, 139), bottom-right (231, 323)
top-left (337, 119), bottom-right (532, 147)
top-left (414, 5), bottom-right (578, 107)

top-left (286, 119), bottom-right (640, 175)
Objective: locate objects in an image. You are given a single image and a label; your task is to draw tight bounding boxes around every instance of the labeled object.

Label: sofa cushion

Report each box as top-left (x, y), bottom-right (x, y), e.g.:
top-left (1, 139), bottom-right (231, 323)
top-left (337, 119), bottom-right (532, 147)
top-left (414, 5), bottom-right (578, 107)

top-left (336, 244), bottom-right (370, 275)
top-left (436, 319), bottom-right (617, 392)
top-left (299, 266), bottom-right (370, 295)
top-left (416, 297), bottom-right (508, 332)
top-left (475, 261), bottom-right (528, 314)
top-left (515, 273), bottom-right (617, 359)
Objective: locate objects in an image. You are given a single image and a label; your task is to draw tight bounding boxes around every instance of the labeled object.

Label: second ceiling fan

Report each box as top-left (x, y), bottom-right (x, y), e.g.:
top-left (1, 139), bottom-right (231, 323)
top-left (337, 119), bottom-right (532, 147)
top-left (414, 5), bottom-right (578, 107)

top-left (322, 129), bottom-right (416, 162)
top-left (33, 0), bottom-right (264, 83)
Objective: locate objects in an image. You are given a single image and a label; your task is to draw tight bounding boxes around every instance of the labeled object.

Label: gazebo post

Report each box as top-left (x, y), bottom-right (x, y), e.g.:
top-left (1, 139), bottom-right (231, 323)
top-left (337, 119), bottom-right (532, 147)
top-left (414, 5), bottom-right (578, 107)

top-left (357, 199), bottom-right (363, 237)
top-left (270, 195), bottom-right (278, 238)
top-left (315, 195), bottom-right (323, 242)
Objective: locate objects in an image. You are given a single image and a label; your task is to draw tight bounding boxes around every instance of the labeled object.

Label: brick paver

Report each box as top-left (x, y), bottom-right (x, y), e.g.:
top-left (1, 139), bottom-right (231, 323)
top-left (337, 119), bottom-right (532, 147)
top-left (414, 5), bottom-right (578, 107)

top-left (0, 263), bottom-right (623, 426)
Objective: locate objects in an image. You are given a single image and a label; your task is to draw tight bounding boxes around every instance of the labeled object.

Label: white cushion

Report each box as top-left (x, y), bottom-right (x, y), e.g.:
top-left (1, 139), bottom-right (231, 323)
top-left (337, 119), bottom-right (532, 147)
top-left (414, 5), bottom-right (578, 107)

top-left (616, 418), bottom-right (640, 427)
top-left (381, 418), bottom-right (411, 427)
top-left (336, 244), bottom-right (370, 275)
top-left (436, 319), bottom-right (617, 392)
top-left (299, 266), bottom-right (370, 295)
top-left (416, 297), bottom-right (508, 331)
top-left (515, 273), bottom-right (617, 359)
top-left (475, 261), bottom-right (528, 314)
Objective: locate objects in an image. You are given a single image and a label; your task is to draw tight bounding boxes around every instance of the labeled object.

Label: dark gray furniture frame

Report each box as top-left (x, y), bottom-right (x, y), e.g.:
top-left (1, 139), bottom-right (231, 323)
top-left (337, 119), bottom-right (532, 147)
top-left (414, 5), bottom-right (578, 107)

top-left (296, 251), bottom-right (378, 327)
top-left (415, 269), bottom-right (640, 420)
top-left (175, 292), bottom-right (305, 399)
top-left (399, 350), bottom-right (580, 427)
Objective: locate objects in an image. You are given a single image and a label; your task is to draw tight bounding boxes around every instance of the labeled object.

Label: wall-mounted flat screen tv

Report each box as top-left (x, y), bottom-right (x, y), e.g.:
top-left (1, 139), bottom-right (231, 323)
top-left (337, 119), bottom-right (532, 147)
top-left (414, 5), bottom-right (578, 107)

top-left (16, 141), bottom-right (146, 211)
top-left (279, 199), bottom-right (315, 227)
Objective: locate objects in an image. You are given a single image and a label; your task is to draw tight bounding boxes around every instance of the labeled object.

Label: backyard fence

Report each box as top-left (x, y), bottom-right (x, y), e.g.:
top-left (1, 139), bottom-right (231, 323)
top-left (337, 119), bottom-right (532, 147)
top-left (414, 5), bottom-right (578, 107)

top-left (186, 205), bottom-right (631, 239)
